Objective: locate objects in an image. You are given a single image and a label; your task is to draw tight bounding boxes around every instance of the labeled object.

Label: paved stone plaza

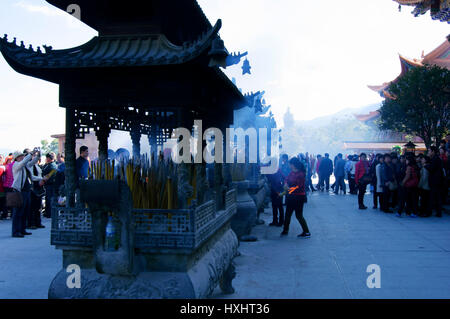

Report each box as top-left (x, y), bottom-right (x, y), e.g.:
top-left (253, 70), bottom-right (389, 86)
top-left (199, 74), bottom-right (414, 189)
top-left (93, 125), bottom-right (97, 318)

top-left (214, 191), bottom-right (450, 299)
top-left (0, 217), bottom-right (59, 299)
top-left (1, 191), bottom-right (449, 299)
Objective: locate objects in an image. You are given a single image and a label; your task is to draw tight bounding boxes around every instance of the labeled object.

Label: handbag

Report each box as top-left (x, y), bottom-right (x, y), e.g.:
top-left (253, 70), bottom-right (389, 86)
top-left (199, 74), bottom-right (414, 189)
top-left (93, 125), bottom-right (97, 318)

top-left (6, 166), bottom-right (27, 208)
top-left (6, 190), bottom-right (23, 208)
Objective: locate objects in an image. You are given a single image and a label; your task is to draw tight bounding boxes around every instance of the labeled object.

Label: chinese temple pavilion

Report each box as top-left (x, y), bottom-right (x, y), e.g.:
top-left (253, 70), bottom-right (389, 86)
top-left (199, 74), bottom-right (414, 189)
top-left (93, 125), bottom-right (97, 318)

top-left (368, 38), bottom-right (450, 98)
top-left (360, 38), bottom-right (450, 154)
top-left (0, 0), bottom-right (246, 204)
top-left (0, 0), bottom-right (249, 299)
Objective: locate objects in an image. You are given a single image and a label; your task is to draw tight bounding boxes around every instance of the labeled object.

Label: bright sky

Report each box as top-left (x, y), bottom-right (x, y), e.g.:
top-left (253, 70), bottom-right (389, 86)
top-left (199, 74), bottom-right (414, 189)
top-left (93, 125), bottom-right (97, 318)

top-left (0, 0), bottom-right (448, 153)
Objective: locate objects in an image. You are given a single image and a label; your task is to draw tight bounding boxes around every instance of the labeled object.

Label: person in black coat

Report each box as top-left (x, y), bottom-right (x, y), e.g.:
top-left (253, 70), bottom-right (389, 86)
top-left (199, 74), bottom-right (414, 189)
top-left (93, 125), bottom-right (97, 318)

top-left (380, 154), bottom-right (395, 213)
top-left (429, 146), bottom-right (444, 217)
top-left (267, 169), bottom-right (285, 227)
top-left (369, 154), bottom-right (382, 209)
top-left (318, 153), bottom-right (333, 192)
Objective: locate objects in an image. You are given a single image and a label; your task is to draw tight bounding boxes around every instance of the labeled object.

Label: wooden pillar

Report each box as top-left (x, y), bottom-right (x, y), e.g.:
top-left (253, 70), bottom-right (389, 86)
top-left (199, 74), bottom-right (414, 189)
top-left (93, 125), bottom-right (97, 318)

top-left (130, 126), bottom-right (141, 159)
top-left (96, 123), bottom-right (110, 162)
top-left (65, 107), bottom-right (77, 207)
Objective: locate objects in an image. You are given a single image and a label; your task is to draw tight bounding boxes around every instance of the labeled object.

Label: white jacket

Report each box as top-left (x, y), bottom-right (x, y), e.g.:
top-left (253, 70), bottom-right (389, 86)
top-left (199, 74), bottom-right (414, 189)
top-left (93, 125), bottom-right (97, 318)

top-left (376, 163), bottom-right (383, 193)
top-left (12, 154), bottom-right (41, 191)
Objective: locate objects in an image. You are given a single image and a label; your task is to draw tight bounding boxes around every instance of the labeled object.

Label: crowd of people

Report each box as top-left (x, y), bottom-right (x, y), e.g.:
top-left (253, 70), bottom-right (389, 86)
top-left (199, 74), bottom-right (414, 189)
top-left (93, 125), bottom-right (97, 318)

top-left (2, 138), bottom-right (449, 239)
top-left (0, 145), bottom-right (92, 238)
top-left (267, 138), bottom-right (450, 237)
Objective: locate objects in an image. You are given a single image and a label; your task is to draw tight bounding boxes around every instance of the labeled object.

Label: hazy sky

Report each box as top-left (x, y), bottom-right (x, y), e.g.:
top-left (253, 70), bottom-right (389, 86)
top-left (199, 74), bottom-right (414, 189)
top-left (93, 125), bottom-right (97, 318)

top-left (0, 0), bottom-right (448, 152)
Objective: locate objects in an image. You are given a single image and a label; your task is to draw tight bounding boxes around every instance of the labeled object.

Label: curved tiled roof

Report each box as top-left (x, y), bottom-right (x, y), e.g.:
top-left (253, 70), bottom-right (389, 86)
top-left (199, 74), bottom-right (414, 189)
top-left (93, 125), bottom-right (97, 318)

top-left (423, 39), bottom-right (450, 69)
top-left (0, 20), bottom-right (222, 69)
top-left (368, 38), bottom-right (449, 95)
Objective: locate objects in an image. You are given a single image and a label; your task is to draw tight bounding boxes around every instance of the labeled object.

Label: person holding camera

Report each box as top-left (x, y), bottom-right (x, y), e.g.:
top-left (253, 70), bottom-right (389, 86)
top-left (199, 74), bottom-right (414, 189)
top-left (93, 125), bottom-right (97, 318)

top-left (29, 157), bottom-right (45, 229)
top-left (10, 147), bottom-right (40, 238)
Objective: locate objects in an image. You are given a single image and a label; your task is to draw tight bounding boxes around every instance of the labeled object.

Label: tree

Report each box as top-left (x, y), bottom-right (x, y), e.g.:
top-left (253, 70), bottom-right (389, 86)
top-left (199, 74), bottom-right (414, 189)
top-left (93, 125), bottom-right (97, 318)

top-left (41, 139), bottom-right (59, 155)
top-left (378, 65), bottom-right (450, 150)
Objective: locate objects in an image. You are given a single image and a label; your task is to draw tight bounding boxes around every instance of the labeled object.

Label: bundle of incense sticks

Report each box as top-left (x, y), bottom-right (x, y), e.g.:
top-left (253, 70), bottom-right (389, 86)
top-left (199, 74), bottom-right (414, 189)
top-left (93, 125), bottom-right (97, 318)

top-left (88, 153), bottom-right (182, 210)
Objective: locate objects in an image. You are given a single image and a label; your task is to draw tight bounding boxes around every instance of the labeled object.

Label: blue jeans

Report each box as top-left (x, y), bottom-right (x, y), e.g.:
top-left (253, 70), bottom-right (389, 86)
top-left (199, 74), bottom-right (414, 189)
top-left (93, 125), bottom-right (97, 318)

top-left (12, 191), bottom-right (31, 236)
top-left (335, 176), bottom-right (346, 193)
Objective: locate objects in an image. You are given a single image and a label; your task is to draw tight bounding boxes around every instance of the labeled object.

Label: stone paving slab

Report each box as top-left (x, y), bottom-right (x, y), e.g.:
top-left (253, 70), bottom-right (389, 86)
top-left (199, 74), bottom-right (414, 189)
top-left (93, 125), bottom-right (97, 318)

top-left (213, 191), bottom-right (450, 299)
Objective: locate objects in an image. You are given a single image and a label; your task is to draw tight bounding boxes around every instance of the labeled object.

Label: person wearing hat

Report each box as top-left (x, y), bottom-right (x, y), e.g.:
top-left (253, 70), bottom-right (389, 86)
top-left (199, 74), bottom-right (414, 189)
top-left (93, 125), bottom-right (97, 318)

top-left (11, 148), bottom-right (40, 238)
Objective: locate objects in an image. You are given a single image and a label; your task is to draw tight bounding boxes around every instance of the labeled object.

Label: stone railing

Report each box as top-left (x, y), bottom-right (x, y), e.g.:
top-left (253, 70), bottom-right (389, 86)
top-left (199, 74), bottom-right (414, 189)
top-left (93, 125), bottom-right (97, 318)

top-left (51, 189), bottom-right (237, 251)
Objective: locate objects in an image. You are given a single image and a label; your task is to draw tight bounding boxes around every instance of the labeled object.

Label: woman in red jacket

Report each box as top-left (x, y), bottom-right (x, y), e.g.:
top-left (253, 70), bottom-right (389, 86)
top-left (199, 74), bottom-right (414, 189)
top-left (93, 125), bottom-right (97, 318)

top-left (355, 153), bottom-right (370, 210)
top-left (281, 157), bottom-right (311, 238)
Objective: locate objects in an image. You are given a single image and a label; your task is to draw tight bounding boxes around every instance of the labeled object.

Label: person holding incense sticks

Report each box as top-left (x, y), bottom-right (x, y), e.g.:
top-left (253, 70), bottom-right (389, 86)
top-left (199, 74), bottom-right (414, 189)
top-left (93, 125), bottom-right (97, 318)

top-left (280, 157), bottom-right (311, 238)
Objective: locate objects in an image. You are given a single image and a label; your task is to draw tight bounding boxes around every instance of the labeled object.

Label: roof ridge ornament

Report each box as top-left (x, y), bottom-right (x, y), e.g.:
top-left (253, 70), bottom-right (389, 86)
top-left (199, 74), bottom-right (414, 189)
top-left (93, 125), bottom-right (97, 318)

top-left (226, 51), bottom-right (248, 67)
top-left (43, 45), bottom-right (53, 53)
top-left (242, 58), bottom-right (251, 75)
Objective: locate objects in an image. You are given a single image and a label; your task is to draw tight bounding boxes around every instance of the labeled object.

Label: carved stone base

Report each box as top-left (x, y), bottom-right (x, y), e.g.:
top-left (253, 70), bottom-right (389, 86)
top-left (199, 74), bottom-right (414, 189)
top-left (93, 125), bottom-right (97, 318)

top-left (48, 229), bottom-right (239, 299)
top-left (231, 181), bottom-right (257, 239)
top-left (219, 262), bottom-right (236, 294)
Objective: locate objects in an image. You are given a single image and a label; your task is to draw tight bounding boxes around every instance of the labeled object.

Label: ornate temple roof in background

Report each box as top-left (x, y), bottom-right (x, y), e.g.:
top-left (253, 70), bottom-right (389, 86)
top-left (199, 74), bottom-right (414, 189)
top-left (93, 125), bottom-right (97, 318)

top-left (394, 0), bottom-right (450, 23)
top-left (368, 38), bottom-right (450, 96)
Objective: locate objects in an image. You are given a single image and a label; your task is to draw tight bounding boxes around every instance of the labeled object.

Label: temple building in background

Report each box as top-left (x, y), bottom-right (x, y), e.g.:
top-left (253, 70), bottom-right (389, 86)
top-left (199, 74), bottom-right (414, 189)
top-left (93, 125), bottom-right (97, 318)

top-left (51, 133), bottom-right (99, 159)
top-left (343, 111), bottom-right (426, 154)
top-left (343, 38), bottom-right (450, 155)
top-left (394, 0), bottom-right (450, 23)
top-left (368, 38), bottom-right (450, 98)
